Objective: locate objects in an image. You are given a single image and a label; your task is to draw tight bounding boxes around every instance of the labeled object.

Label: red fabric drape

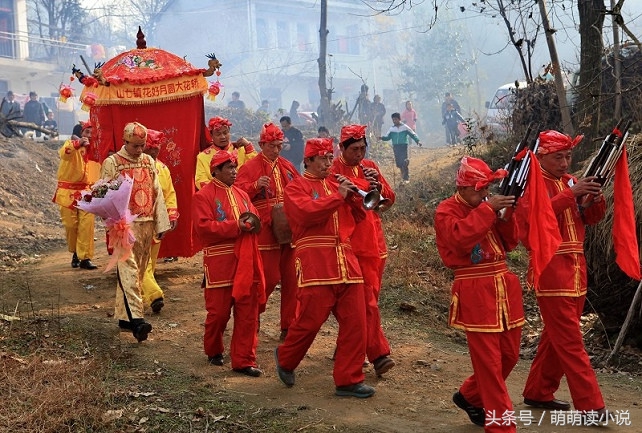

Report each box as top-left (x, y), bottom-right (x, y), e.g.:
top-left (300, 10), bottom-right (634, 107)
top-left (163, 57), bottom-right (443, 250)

top-left (525, 150), bottom-right (562, 287)
top-left (613, 147), bottom-right (641, 280)
top-left (91, 96), bottom-right (204, 258)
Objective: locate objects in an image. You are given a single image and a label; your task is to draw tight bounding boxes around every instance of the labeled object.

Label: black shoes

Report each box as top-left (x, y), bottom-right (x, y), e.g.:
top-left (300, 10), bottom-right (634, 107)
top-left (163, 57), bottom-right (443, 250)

top-left (131, 320), bottom-right (152, 342)
top-left (524, 398), bottom-right (571, 411)
top-left (233, 366), bottom-right (263, 377)
top-left (335, 382), bottom-right (376, 398)
top-left (274, 348), bottom-right (295, 387)
top-left (151, 298), bottom-right (164, 313)
top-left (453, 391), bottom-right (486, 427)
top-left (79, 259), bottom-right (98, 270)
top-left (208, 354), bottom-right (224, 366)
top-left (373, 355), bottom-right (395, 376)
top-left (71, 253), bottom-right (80, 268)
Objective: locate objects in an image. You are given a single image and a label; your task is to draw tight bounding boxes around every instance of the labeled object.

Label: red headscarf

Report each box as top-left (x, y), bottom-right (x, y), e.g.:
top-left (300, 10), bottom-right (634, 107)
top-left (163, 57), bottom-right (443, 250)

top-left (304, 138), bottom-right (334, 158)
top-left (537, 130), bottom-right (583, 155)
top-left (80, 120), bottom-right (92, 131)
top-left (145, 129), bottom-right (165, 149)
top-left (210, 150), bottom-right (237, 171)
top-left (456, 156), bottom-right (507, 190)
top-left (208, 116), bottom-right (232, 132)
top-left (340, 124), bottom-right (367, 144)
top-left (259, 122), bottom-right (284, 143)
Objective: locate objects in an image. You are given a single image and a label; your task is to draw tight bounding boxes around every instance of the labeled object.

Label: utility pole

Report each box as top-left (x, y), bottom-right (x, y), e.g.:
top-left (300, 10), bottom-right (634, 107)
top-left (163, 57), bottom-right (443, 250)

top-left (611, 0), bottom-right (622, 120)
top-left (317, 0), bottom-right (331, 128)
top-left (538, 0), bottom-right (574, 135)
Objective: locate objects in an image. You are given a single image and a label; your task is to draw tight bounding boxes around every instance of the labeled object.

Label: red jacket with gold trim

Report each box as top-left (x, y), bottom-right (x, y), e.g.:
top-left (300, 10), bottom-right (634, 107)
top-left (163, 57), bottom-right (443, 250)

top-left (435, 193), bottom-right (524, 332)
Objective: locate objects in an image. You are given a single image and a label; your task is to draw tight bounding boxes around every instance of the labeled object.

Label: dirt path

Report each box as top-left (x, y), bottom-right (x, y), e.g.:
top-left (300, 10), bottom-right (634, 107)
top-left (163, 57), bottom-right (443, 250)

top-left (8, 240), bottom-right (640, 433)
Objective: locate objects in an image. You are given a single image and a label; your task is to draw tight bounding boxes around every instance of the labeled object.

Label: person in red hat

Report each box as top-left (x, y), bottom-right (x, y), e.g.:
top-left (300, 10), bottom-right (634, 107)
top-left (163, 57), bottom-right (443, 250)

top-left (434, 156), bottom-right (523, 432)
top-left (195, 116), bottom-right (257, 190)
top-left (331, 124), bottom-right (396, 377)
top-left (192, 150), bottom-right (266, 377)
top-left (140, 129), bottom-right (179, 314)
top-left (274, 137), bottom-right (376, 398)
top-left (101, 122), bottom-right (171, 342)
top-left (52, 120), bottom-right (101, 270)
top-left (516, 130), bottom-right (607, 417)
top-left (235, 122), bottom-right (301, 341)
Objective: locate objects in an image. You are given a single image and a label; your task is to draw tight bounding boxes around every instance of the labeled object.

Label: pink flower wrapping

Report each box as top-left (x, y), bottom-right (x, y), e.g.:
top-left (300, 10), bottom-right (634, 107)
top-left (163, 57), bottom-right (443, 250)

top-left (78, 175), bottom-right (138, 272)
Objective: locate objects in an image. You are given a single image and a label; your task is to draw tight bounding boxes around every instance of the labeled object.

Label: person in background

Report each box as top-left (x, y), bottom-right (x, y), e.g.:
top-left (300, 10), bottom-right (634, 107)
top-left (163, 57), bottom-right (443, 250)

top-left (280, 116), bottom-right (304, 172)
top-left (1, 90), bottom-right (21, 116)
top-left (371, 95), bottom-right (386, 137)
top-left (289, 100), bottom-right (302, 125)
top-left (236, 123), bottom-right (301, 341)
top-left (43, 111), bottom-right (58, 138)
top-left (434, 156), bottom-right (523, 432)
top-left (318, 126), bottom-right (340, 158)
top-left (380, 113), bottom-right (421, 184)
top-left (400, 100), bottom-right (417, 132)
top-left (192, 150), bottom-right (265, 377)
top-left (257, 100), bottom-right (270, 116)
top-left (441, 93), bottom-right (461, 142)
top-left (227, 91), bottom-right (246, 110)
top-left (100, 122), bottom-right (171, 342)
top-left (443, 103), bottom-right (465, 146)
top-left (195, 116), bottom-right (257, 190)
top-left (22, 91), bottom-right (46, 136)
top-left (332, 124), bottom-right (396, 377)
top-left (52, 120), bottom-right (100, 270)
top-left (275, 137), bottom-right (375, 398)
top-left (516, 130), bottom-right (607, 419)
top-left (141, 129), bottom-right (179, 314)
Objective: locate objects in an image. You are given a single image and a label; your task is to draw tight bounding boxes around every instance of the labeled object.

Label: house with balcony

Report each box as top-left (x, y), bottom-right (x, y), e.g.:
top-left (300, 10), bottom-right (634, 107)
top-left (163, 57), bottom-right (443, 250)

top-left (154, 0), bottom-right (385, 114)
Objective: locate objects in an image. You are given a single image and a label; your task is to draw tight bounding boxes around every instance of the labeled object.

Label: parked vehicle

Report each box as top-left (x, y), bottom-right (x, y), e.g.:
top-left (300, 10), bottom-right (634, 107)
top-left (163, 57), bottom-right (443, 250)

top-left (483, 81), bottom-right (527, 135)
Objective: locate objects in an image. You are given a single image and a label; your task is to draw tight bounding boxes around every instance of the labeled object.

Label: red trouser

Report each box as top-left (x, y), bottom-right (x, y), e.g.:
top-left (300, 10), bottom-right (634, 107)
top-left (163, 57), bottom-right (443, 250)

top-left (523, 295), bottom-right (604, 411)
top-left (203, 286), bottom-right (259, 370)
top-left (261, 245), bottom-right (298, 330)
top-left (277, 283), bottom-right (367, 387)
top-left (460, 327), bottom-right (521, 433)
top-left (358, 255), bottom-right (391, 362)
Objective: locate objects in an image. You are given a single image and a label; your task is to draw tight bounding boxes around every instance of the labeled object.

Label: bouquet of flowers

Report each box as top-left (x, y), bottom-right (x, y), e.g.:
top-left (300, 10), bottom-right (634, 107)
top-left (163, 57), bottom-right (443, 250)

top-left (78, 175), bottom-right (137, 272)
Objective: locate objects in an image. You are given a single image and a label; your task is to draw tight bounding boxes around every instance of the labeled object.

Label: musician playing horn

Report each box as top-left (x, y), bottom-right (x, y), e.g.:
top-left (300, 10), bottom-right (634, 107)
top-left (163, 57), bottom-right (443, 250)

top-left (275, 137), bottom-right (376, 398)
top-left (434, 156), bottom-right (523, 430)
top-left (331, 124), bottom-right (396, 377)
top-left (236, 122), bottom-right (301, 341)
top-left (516, 130), bottom-right (607, 418)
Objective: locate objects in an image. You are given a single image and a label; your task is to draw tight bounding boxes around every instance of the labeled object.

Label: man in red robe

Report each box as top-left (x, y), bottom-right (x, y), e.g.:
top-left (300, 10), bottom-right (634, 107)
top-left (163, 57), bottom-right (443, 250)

top-left (192, 150), bottom-right (265, 377)
top-left (331, 124), bottom-right (396, 376)
top-left (434, 156), bottom-right (523, 432)
top-left (195, 116), bottom-right (257, 190)
top-left (516, 130), bottom-right (607, 418)
top-left (274, 137), bottom-right (375, 398)
top-left (236, 123), bottom-right (301, 340)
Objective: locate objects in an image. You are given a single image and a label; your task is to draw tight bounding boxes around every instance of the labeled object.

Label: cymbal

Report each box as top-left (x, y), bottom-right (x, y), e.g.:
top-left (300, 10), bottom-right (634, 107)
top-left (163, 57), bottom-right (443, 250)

top-left (239, 211), bottom-right (261, 234)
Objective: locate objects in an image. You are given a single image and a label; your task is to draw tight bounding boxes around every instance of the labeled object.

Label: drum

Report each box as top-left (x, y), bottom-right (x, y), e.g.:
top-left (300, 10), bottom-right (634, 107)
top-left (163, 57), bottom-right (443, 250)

top-left (271, 203), bottom-right (292, 244)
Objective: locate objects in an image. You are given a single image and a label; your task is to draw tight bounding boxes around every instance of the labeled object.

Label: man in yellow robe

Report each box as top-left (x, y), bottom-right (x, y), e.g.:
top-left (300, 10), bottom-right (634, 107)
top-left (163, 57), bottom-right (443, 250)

top-left (195, 116), bottom-right (257, 190)
top-left (141, 129), bottom-right (179, 313)
top-left (52, 120), bottom-right (101, 269)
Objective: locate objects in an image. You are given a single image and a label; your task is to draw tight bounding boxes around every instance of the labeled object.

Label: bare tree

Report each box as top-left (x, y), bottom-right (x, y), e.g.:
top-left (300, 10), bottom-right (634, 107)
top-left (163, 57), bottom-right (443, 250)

top-left (28, 0), bottom-right (87, 57)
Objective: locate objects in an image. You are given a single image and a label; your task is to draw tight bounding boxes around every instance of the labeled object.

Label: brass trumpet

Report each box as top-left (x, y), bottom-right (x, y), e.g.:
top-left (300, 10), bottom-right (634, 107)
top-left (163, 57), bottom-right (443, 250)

top-left (355, 188), bottom-right (382, 211)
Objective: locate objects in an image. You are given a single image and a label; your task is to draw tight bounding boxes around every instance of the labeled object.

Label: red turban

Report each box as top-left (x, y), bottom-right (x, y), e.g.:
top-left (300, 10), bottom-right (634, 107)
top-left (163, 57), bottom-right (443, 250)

top-left (259, 122), bottom-right (284, 143)
top-left (537, 130), bottom-right (583, 155)
top-left (340, 124), bottom-right (367, 144)
top-left (210, 150), bottom-right (237, 171)
top-left (145, 129), bottom-right (165, 149)
top-left (80, 120), bottom-right (92, 131)
top-left (304, 138), bottom-right (334, 158)
top-left (208, 116), bottom-right (232, 132)
top-left (456, 156), bottom-right (508, 190)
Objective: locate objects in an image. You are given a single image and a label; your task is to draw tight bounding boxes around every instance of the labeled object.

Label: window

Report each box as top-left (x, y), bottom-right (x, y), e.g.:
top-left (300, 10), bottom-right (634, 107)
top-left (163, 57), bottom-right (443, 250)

top-left (256, 18), bottom-right (268, 49)
top-left (277, 21), bottom-right (289, 49)
top-left (296, 23), bottom-right (310, 52)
